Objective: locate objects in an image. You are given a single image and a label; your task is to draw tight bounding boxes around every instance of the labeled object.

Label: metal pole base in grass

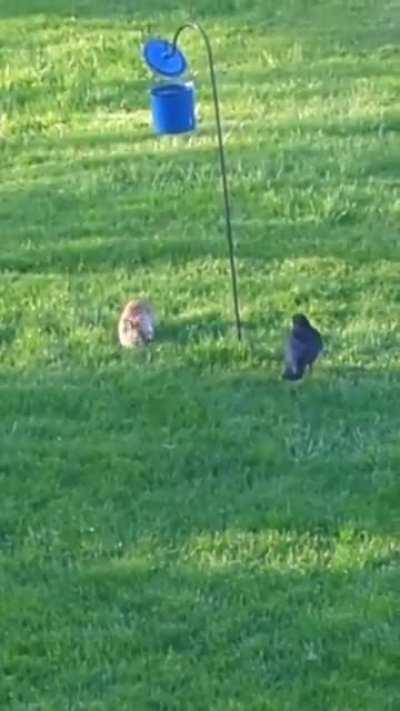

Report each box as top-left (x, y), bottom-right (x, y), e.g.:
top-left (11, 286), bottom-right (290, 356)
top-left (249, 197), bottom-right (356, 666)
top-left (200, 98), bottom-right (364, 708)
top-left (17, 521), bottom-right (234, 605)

top-left (143, 23), bottom-right (242, 341)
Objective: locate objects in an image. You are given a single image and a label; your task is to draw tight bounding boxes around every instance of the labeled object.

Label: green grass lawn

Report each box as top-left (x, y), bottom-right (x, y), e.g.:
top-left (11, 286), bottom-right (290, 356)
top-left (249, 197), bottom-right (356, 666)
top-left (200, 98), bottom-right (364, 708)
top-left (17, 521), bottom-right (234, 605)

top-left (1, 0), bottom-right (400, 708)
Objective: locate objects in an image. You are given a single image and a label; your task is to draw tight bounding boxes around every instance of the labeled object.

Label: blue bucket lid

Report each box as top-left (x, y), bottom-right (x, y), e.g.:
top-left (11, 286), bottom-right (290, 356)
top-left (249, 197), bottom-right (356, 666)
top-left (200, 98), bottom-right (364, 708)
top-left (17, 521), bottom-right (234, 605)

top-left (143, 38), bottom-right (188, 78)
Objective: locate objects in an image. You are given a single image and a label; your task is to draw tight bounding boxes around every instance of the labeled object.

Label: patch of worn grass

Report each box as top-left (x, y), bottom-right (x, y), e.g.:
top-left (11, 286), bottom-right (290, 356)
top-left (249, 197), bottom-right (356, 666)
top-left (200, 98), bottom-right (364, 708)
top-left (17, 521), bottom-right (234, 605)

top-left (1, 1), bottom-right (400, 709)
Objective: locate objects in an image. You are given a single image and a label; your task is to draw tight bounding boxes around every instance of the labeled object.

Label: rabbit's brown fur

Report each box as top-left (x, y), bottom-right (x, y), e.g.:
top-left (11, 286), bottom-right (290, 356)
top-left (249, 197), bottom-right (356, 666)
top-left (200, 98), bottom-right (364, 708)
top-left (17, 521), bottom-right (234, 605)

top-left (118, 300), bottom-right (155, 348)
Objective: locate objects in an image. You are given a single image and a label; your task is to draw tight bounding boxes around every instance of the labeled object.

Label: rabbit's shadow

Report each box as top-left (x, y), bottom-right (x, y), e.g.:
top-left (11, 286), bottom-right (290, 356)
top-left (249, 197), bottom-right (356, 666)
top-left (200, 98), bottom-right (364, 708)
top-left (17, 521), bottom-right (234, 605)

top-left (157, 313), bottom-right (256, 345)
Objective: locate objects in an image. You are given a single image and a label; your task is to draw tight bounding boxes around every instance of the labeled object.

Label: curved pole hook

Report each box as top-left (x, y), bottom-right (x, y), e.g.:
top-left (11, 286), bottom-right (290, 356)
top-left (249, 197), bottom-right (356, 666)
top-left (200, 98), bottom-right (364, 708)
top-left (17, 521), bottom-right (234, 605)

top-left (171, 22), bottom-right (242, 341)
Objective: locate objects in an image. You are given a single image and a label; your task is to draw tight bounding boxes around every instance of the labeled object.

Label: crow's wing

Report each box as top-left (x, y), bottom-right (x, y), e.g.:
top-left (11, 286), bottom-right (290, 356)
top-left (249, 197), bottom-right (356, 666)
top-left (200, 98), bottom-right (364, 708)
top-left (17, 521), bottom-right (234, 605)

top-left (307, 327), bottom-right (323, 363)
top-left (285, 333), bottom-right (309, 376)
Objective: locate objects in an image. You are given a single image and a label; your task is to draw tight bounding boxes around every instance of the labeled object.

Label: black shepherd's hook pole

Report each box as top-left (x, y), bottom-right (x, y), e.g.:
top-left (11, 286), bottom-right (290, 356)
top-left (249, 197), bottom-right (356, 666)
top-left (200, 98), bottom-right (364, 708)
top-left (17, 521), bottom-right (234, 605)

top-left (171, 22), bottom-right (242, 341)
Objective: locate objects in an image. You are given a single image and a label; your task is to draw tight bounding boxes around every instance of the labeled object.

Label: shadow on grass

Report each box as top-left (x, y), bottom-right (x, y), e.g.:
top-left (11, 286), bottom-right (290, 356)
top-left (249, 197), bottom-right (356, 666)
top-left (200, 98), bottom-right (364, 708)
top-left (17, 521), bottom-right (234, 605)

top-left (1, 359), bottom-right (399, 538)
top-left (1, 358), bottom-right (399, 705)
top-left (158, 312), bottom-right (231, 344)
top-left (0, 0), bottom-right (266, 21)
top-left (1, 118), bottom-right (399, 275)
top-left (3, 546), bottom-right (398, 708)
top-left (0, 0), bottom-right (314, 22)
top-left (158, 314), bottom-right (258, 344)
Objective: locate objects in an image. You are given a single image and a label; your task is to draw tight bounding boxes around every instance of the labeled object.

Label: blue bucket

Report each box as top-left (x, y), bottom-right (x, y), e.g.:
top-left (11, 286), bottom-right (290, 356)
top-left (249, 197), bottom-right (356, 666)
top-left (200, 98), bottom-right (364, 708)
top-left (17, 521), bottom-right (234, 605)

top-left (150, 83), bottom-right (196, 135)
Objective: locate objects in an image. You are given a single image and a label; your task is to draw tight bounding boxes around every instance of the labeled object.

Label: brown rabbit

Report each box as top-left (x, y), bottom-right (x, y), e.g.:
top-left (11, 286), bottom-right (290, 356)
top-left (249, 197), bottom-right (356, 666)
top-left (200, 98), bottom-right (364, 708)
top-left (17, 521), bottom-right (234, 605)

top-left (118, 300), bottom-right (155, 348)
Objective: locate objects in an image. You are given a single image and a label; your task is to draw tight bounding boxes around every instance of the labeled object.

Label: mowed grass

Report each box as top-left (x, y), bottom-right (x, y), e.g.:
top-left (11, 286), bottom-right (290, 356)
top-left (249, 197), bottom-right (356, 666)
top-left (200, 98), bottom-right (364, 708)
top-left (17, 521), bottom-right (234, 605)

top-left (1, 0), bottom-right (400, 708)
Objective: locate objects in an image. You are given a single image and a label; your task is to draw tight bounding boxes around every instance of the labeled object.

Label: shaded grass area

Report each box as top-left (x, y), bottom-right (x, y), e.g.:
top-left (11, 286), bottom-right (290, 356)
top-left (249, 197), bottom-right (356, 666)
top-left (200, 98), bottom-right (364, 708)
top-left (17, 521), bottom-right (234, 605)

top-left (1, 365), bottom-right (400, 709)
top-left (1, 0), bottom-right (400, 709)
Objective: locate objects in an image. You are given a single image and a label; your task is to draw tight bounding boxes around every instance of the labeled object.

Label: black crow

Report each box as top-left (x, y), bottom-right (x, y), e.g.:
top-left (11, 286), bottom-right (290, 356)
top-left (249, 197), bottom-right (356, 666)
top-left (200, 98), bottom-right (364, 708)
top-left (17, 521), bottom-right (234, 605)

top-left (282, 313), bottom-right (323, 381)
